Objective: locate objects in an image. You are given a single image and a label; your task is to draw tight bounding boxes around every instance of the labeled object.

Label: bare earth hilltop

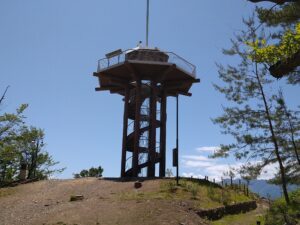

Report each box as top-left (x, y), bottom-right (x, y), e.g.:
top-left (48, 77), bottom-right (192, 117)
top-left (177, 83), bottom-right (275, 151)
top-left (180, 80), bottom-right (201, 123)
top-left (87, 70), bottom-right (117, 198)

top-left (0, 178), bottom-right (209, 225)
top-left (0, 178), bottom-right (269, 225)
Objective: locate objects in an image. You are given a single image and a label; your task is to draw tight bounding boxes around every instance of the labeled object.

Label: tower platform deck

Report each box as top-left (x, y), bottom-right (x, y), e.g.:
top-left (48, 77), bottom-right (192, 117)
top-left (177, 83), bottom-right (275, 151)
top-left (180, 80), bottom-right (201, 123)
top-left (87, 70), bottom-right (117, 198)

top-left (93, 48), bottom-right (199, 97)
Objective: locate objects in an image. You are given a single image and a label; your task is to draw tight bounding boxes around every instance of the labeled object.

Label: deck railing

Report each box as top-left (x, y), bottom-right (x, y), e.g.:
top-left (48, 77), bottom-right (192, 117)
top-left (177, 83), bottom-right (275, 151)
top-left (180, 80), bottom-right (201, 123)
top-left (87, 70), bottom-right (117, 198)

top-left (97, 48), bottom-right (196, 77)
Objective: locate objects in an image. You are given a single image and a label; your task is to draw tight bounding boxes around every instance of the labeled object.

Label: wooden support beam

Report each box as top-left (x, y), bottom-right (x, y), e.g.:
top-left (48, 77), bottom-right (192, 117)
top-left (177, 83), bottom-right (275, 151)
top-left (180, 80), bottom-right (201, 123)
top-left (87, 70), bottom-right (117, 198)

top-left (159, 89), bottom-right (167, 177)
top-left (121, 86), bottom-right (130, 177)
top-left (148, 81), bottom-right (157, 177)
top-left (132, 79), bottom-right (141, 177)
top-left (95, 87), bottom-right (122, 91)
top-left (96, 73), bottom-right (129, 87)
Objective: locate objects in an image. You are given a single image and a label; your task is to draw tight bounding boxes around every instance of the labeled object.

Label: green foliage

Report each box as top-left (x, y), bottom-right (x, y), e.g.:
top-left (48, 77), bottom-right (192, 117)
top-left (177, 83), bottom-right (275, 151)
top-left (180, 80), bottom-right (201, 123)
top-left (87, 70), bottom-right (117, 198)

top-left (265, 189), bottom-right (300, 225)
top-left (75, 166), bottom-right (104, 178)
top-left (247, 23), bottom-right (300, 65)
top-left (183, 181), bottom-right (199, 199)
top-left (256, 2), bottom-right (300, 27)
top-left (79, 169), bottom-right (89, 177)
top-left (161, 180), bottom-right (177, 193)
top-left (0, 89), bottom-right (63, 185)
top-left (253, 1), bottom-right (300, 82)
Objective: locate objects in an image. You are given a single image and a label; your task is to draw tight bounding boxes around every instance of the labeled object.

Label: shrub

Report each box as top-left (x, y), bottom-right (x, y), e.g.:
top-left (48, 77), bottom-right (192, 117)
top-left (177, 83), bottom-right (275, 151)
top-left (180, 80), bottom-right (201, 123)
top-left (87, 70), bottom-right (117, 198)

top-left (265, 189), bottom-right (300, 225)
top-left (163, 180), bottom-right (177, 193)
top-left (74, 166), bottom-right (104, 178)
top-left (190, 184), bottom-right (198, 199)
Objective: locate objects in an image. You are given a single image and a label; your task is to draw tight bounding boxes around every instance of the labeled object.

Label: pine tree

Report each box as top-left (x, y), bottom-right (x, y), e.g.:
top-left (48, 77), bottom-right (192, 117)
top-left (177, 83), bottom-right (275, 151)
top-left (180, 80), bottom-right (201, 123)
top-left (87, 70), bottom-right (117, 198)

top-left (213, 17), bottom-right (293, 204)
top-left (248, 0), bottom-right (300, 81)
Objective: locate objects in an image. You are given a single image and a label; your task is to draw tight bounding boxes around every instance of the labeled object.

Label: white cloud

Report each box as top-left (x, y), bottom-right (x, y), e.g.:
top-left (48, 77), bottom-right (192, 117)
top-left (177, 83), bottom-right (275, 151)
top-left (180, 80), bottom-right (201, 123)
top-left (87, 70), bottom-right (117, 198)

top-left (183, 160), bottom-right (214, 168)
top-left (258, 163), bottom-right (278, 180)
top-left (181, 146), bottom-right (278, 182)
top-left (196, 146), bottom-right (220, 153)
top-left (182, 155), bottom-right (212, 161)
top-left (182, 172), bottom-right (204, 179)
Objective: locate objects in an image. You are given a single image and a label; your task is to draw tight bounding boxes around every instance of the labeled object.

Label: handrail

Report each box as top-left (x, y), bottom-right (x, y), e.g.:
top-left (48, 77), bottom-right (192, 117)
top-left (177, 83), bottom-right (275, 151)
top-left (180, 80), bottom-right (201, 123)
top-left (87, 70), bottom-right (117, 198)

top-left (97, 48), bottom-right (196, 77)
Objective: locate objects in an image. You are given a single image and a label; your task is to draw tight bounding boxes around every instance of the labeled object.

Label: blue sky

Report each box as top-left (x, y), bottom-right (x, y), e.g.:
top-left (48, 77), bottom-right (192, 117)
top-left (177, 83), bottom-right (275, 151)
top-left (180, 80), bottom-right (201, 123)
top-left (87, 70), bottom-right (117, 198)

top-left (1, 0), bottom-right (298, 179)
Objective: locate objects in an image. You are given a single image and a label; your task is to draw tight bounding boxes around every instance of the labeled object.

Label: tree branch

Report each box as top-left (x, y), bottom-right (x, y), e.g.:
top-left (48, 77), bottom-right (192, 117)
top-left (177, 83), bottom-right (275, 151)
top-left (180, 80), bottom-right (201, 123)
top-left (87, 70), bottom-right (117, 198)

top-left (0, 86), bottom-right (10, 106)
top-left (248, 0), bottom-right (298, 4)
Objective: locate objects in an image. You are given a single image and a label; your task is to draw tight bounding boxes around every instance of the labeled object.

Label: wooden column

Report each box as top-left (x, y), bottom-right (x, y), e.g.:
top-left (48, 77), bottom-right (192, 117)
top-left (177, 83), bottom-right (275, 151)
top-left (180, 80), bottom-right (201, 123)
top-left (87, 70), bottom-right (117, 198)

top-left (132, 80), bottom-right (141, 177)
top-left (121, 86), bottom-right (129, 177)
top-left (159, 88), bottom-right (167, 177)
top-left (148, 81), bottom-right (157, 177)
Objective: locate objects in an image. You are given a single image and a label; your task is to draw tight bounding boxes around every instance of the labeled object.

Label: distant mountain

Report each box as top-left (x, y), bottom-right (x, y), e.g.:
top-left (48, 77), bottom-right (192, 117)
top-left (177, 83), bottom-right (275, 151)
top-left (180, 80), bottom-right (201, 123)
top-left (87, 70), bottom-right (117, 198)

top-left (223, 179), bottom-right (299, 200)
top-left (248, 180), bottom-right (299, 199)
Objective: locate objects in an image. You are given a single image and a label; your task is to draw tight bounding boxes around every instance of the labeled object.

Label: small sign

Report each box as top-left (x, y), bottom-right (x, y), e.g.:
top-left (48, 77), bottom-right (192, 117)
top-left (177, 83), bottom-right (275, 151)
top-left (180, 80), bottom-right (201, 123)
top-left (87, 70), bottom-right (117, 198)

top-left (173, 148), bottom-right (178, 167)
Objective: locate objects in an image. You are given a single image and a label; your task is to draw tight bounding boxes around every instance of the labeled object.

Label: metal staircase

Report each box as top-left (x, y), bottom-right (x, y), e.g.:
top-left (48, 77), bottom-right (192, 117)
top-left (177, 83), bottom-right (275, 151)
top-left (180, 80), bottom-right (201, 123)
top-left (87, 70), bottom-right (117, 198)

top-left (124, 82), bottom-right (161, 177)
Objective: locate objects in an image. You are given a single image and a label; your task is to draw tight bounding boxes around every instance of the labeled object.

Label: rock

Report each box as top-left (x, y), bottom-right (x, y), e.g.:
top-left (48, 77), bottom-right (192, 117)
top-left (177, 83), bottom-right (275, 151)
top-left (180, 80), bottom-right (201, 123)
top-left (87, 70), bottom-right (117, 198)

top-left (70, 195), bottom-right (84, 201)
top-left (134, 181), bottom-right (142, 189)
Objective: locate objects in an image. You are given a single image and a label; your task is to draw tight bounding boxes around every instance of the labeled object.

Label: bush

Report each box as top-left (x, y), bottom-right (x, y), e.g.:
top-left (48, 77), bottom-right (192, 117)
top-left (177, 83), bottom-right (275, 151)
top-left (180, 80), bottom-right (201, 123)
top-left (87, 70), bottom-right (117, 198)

top-left (190, 184), bottom-right (198, 199)
top-left (74, 166), bottom-right (104, 178)
top-left (162, 180), bottom-right (177, 193)
top-left (265, 189), bottom-right (300, 225)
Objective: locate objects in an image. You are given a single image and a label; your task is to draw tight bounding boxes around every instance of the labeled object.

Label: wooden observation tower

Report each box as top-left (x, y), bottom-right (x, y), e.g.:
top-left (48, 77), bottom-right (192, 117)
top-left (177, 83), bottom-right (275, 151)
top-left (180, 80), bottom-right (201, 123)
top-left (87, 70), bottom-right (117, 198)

top-left (93, 1), bottom-right (198, 178)
top-left (93, 47), bottom-right (199, 178)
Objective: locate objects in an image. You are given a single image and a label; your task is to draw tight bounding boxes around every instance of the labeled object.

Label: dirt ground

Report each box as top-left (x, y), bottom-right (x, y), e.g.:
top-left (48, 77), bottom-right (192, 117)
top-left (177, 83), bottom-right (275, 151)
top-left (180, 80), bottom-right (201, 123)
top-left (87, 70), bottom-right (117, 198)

top-left (0, 178), bottom-right (209, 225)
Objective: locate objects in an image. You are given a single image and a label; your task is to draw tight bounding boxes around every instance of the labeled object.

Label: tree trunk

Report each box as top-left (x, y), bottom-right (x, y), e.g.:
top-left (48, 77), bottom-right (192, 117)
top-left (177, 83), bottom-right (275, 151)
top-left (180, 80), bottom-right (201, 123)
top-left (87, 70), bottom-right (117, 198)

top-left (255, 63), bottom-right (290, 204)
top-left (280, 93), bottom-right (300, 166)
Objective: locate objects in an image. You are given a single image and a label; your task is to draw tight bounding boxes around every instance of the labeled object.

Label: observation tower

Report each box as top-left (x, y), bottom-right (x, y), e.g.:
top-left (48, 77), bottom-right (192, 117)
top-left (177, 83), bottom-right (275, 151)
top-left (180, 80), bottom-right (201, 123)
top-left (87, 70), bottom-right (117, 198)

top-left (93, 1), bottom-right (199, 178)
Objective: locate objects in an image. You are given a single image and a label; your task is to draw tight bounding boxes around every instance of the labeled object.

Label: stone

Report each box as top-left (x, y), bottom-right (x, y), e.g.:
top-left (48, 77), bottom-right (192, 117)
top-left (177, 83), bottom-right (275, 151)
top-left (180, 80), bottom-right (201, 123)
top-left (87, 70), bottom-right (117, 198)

top-left (70, 195), bottom-right (84, 201)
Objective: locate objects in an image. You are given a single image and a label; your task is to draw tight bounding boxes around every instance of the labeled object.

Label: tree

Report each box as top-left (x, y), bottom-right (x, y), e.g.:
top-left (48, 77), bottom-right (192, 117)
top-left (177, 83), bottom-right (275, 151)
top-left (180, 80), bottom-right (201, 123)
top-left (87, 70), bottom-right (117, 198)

top-left (75, 166), bottom-right (104, 178)
top-left (16, 126), bottom-right (64, 180)
top-left (79, 169), bottom-right (89, 177)
top-left (270, 92), bottom-right (300, 185)
top-left (223, 167), bottom-right (236, 186)
top-left (247, 0), bottom-right (300, 81)
top-left (212, 17), bottom-right (297, 204)
top-left (0, 88), bottom-right (64, 184)
top-left (0, 88), bottom-right (28, 183)
top-left (97, 166), bottom-right (104, 177)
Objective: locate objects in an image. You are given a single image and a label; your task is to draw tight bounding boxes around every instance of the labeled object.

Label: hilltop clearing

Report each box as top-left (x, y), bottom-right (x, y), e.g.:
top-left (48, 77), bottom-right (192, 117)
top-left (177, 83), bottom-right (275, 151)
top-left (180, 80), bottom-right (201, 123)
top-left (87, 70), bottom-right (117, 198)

top-left (0, 178), bottom-right (265, 225)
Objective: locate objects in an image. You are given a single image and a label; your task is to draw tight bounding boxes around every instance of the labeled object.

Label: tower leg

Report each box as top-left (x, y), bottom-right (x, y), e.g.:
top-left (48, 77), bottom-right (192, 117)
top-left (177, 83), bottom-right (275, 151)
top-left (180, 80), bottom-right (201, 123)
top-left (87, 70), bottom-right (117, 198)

top-left (159, 89), bottom-right (167, 177)
top-left (121, 86), bottom-right (129, 177)
top-left (148, 81), bottom-right (157, 177)
top-left (132, 80), bottom-right (141, 177)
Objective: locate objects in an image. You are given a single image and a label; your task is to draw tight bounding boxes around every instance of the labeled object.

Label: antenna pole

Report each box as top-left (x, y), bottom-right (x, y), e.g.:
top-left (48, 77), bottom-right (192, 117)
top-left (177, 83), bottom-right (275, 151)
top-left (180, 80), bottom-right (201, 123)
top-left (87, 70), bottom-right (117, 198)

top-left (146, 0), bottom-right (150, 47)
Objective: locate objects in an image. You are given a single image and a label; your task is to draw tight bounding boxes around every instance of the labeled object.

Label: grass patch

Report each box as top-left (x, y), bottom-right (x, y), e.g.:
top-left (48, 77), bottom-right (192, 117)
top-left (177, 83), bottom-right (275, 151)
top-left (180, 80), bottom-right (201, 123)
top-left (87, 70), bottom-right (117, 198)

top-left (117, 179), bottom-right (254, 210)
top-left (211, 213), bottom-right (265, 225)
top-left (0, 187), bottom-right (15, 198)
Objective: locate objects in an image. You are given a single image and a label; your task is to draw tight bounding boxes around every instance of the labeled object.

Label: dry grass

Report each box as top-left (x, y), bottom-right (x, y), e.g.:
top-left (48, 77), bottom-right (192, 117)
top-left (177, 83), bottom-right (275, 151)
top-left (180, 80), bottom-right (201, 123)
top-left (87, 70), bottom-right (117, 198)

top-left (0, 187), bottom-right (15, 198)
top-left (118, 179), bottom-right (253, 210)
